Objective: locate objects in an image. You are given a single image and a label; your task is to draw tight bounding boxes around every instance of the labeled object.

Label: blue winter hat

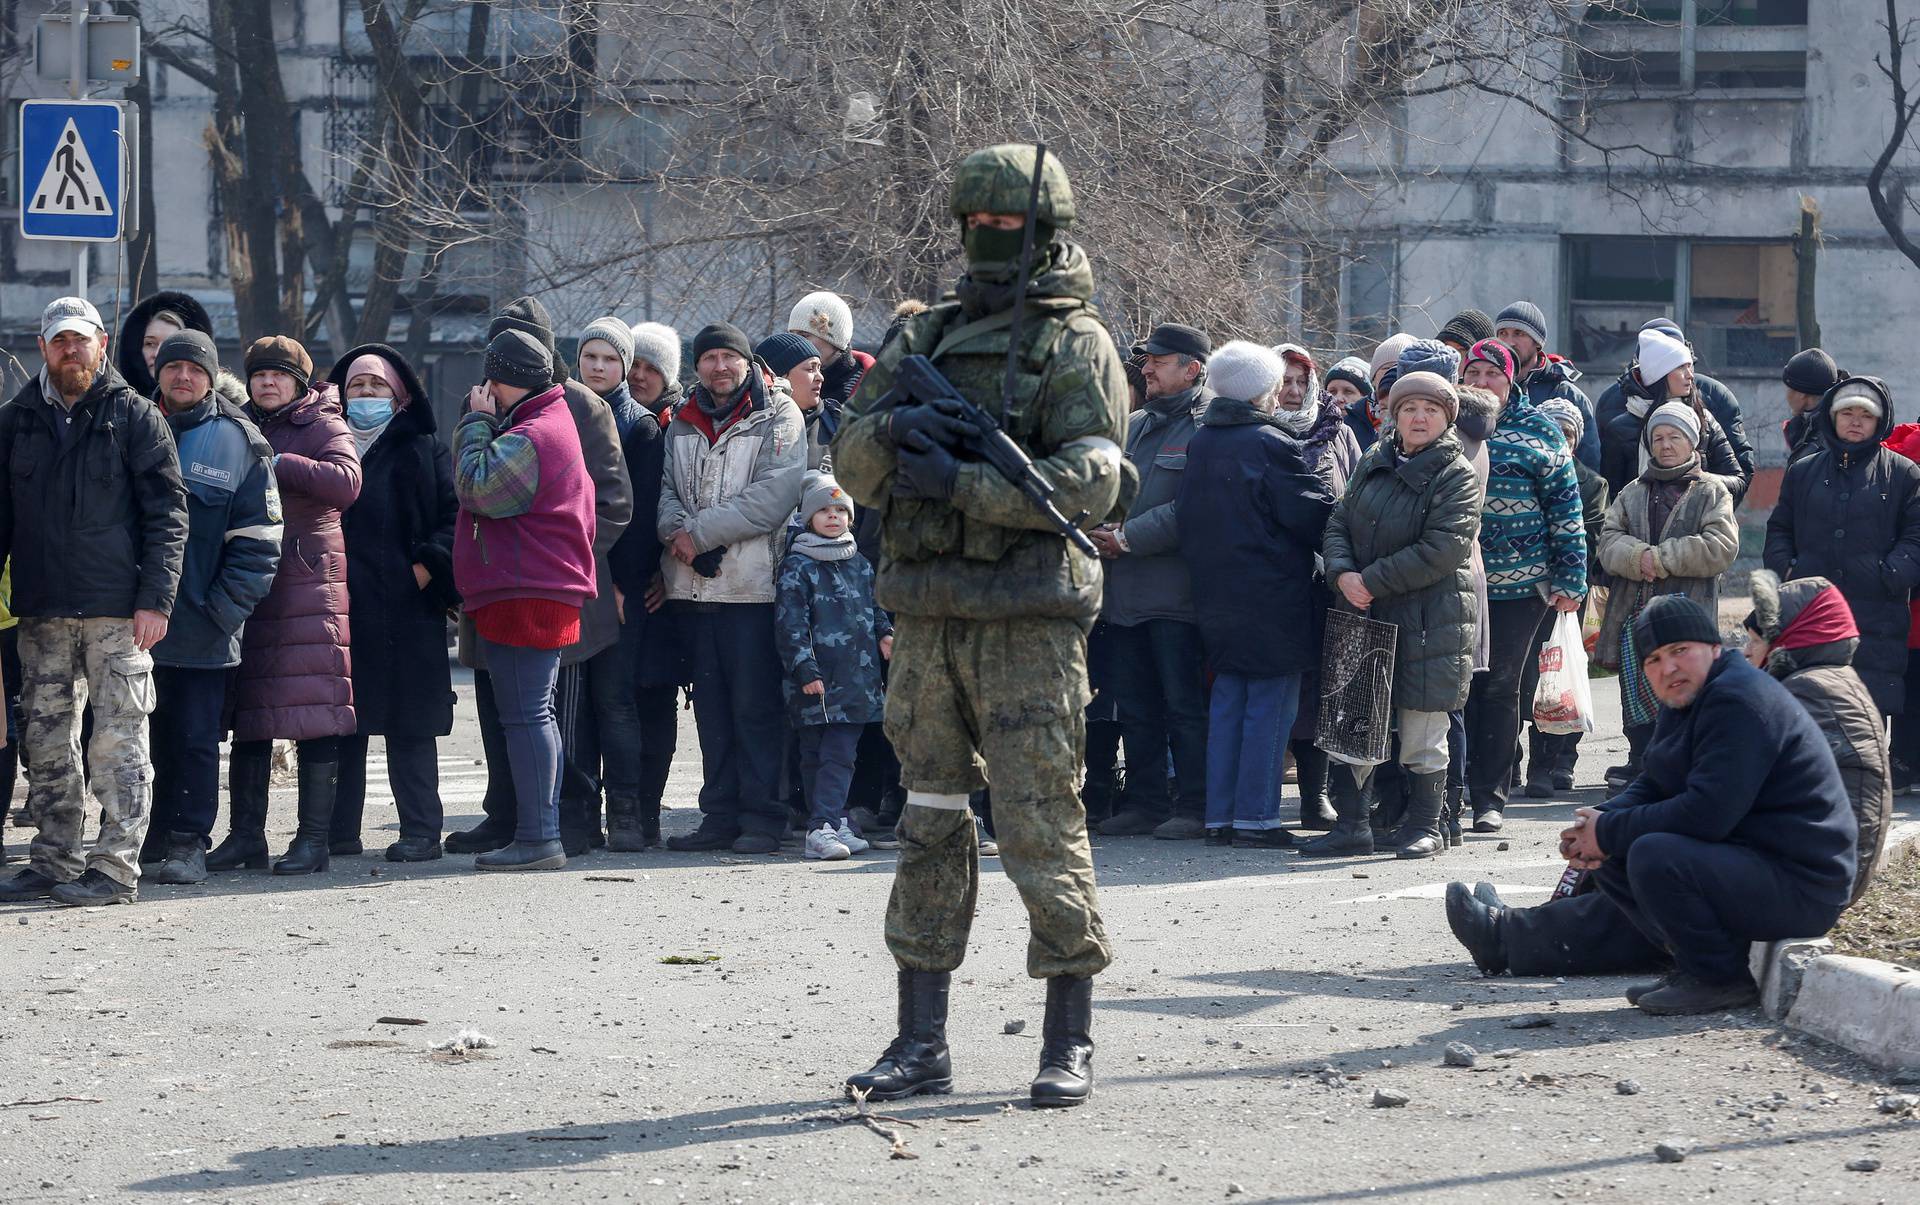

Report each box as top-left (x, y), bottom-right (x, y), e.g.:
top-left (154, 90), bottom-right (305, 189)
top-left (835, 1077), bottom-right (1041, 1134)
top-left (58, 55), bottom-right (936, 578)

top-left (755, 332), bottom-right (821, 378)
top-left (1396, 338), bottom-right (1461, 385)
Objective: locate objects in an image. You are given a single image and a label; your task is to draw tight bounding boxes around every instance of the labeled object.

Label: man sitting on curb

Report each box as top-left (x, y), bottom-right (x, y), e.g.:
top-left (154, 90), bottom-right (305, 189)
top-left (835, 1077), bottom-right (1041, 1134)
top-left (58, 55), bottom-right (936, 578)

top-left (1447, 582), bottom-right (1892, 985)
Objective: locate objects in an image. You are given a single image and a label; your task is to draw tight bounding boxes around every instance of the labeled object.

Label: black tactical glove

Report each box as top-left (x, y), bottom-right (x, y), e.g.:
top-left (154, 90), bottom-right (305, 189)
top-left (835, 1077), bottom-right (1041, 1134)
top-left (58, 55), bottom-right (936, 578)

top-left (887, 398), bottom-right (971, 450)
top-left (893, 431), bottom-right (960, 501)
top-left (690, 546), bottom-right (728, 578)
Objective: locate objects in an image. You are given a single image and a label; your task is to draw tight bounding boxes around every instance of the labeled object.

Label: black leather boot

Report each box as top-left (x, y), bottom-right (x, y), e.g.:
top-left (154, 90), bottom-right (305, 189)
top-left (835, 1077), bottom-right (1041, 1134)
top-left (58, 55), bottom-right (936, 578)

top-left (1292, 741), bottom-right (1337, 830)
top-left (605, 792), bottom-right (647, 852)
top-left (639, 797), bottom-right (662, 848)
top-left (207, 745), bottom-right (271, 871)
top-left (1031, 974), bottom-right (1095, 1108)
top-left (273, 756), bottom-right (337, 876)
top-left (1444, 781), bottom-right (1465, 848)
top-left (1523, 728), bottom-right (1554, 798)
top-left (1394, 771), bottom-right (1447, 859)
top-left (1298, 765), bottom-right (1375, 857)
top-left (558, 797), bottom-right (596, 858)
top-left (846, 970), bottom-right (953, 1102)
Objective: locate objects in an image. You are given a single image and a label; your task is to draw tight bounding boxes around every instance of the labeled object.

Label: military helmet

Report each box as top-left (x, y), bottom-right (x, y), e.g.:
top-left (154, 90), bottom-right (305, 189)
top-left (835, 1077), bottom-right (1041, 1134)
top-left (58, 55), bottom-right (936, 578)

top-left (948, 144), bottom-right (1076, 227)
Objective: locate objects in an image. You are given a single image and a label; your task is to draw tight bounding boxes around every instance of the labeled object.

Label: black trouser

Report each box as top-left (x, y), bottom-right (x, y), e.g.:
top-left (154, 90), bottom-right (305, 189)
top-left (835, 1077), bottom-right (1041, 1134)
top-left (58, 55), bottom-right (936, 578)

top-left (637, 683), bottom-right (679, 807)
top-left (474, 667), bottom-right (515, 831)
top-left (1466, 595), bottom-right (1549, 812)
top-left (1890, 649), bottom-right (1920, 767)
top-left (1446, 709), bottom-right (1466, 798)
top-left (335, 733), bottom-right (444, 843)
top-left (1503, 888), bottom-right (1666, 977)
top-left (1519, 598), bottom-right (1589, 779)
top-left (562, 623), bottom-right (644, 805)
top-left (149, 666), bottom-right (229, 844)
top-left (682, 603), bottom-right (787, 839)
top-left (1107, 619), bottom-right (1209, 821)
top-left (1595, 833), bottom-right (1846, 984)
top-left (1, 626), bottom-right (22, 810)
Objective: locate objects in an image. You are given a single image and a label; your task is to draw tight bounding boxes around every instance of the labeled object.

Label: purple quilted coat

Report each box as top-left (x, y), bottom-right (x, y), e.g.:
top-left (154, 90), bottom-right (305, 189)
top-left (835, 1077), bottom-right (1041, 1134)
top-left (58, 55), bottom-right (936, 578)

top-left (231, 383), bottom-right (361, 741)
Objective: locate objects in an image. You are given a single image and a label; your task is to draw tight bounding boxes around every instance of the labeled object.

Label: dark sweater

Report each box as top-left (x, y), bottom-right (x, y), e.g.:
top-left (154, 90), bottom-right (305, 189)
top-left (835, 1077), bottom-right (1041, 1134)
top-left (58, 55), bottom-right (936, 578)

top-left (1597, 650), bottom-right (1858, 902)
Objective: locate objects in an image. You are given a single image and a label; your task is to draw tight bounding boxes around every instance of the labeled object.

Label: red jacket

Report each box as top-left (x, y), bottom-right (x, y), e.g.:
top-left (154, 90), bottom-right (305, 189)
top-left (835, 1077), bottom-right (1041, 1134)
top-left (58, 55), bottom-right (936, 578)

top-left (1883, 423), bottom-right (1920, 647)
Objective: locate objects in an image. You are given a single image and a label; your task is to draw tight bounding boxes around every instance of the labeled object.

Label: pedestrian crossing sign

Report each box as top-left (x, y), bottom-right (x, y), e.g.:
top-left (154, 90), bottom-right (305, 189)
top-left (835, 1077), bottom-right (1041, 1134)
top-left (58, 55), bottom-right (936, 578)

top-left (19, 99), bottom-right (124, 242)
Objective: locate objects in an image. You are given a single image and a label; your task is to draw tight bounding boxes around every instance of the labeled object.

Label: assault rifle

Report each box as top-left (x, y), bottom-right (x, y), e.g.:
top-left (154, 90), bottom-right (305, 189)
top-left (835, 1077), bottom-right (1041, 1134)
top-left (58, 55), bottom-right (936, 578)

top-left (881, 353), bottom-right (1100, 559)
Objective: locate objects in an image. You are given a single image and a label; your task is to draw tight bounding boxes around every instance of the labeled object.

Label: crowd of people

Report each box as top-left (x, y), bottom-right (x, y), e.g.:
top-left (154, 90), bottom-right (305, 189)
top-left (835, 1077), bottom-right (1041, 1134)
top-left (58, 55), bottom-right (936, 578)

top-left (0, 278), bottom-right (1903, 973)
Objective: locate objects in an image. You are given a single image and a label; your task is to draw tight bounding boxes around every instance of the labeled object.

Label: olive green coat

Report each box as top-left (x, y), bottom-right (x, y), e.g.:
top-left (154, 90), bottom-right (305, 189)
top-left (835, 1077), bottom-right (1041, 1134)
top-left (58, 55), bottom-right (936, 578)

top-left (831, 244), bottom-right (1132, 623)
top-left (1322, 430), bottom-right (1483, 713)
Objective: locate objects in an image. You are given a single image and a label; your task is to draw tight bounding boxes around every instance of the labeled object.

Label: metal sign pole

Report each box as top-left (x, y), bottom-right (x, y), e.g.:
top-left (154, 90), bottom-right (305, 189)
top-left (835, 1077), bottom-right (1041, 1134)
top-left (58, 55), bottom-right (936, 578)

top-left (69, 0), bottom-right (88, 298)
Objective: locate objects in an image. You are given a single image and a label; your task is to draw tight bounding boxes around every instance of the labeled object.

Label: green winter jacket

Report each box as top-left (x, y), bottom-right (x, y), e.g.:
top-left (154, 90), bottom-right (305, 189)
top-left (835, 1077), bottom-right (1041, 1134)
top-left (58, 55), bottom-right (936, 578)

top-left (832, 243), bottom-right (1132, 622)
top-left (1323, 429), bottom-right (1483, 713)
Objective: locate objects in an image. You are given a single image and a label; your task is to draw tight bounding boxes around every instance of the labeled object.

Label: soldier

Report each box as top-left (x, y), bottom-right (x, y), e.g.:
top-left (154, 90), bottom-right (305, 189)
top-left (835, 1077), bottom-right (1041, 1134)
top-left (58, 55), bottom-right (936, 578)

top-left (833, 145), bottom-right (1133, 1108)
top-left (0, 297), bottom-right (187, 907)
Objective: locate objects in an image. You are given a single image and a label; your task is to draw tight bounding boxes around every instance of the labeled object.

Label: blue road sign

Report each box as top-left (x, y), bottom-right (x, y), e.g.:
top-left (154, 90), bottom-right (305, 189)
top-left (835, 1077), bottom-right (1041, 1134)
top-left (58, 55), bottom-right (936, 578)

top-left (20, 99), bottom-right (124, 242)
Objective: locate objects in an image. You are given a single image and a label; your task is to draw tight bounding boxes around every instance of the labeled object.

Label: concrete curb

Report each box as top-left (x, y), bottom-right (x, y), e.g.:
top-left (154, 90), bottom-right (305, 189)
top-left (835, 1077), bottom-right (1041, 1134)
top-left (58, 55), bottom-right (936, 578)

top-left (1753, 821), bottom-right (1920, 1072)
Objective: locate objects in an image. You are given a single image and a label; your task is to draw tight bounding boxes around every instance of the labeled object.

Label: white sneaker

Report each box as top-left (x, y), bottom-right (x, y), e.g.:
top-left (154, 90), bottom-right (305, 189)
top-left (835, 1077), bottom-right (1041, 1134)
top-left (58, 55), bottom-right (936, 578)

top-left (836, 820), bottom-right (870, 854)
top-left (805, 824), bottom-right (851, 861)
top-left (976, 817), bottom-right (999, 857)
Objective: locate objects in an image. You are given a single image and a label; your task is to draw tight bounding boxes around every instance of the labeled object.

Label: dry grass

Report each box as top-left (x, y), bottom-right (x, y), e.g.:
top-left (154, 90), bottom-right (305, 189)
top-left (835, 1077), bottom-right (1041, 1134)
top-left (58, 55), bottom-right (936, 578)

top-left (1831, 841), bottom-right (1920, 970)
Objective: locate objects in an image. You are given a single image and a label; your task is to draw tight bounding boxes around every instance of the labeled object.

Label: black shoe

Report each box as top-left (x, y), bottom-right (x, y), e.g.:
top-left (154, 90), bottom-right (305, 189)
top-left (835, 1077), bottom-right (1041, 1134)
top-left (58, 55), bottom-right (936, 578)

top-left (731, 833), bottom-right (780, 855)
top-left (847, 970), bottom-right (953, 1101)
top-left (329, 838), bottom-right (364, 857)
top-left (1624, 974), bottom-right (1672, 1007)
top-left (444, 820), bottom-right (513, 855)
top-left (1471, 808), bottom-right (1504, 834)
top-left (273, 756), bottom-right (339, 876)
top-left (0, 867), bottom-right (60, 901)
top-left (148, 832), bottom-right (208, 885)
top-left (49, 868), bottom-right (136, 906)
top-left (1204, 827), bottom-right (1233, 847)
top-left (665, 822), bottom-right (740, 852)
top-left (1031, 975), bottom-right (1094, 1108)
top-left (1551, 770), bottom-right (1575, 792)
top-left (1523, 774), bottom-right (1555, 799)
top-left (385, 837), bottom-right (443, 863)
top-left (1472, 880), bottom-right (1509, 910)
top-left (1635, 972), bottom-right (1759, 1016)
top-left (1444, 785), bottom-right (1465, 848)
top-left (1095, 809), bottom-right (1162, 837)
top-left (639, 799), bottom-right (662, 848)
top-left (1445, 881), bottom-right (1508, 975)
top-left (475, 839), bottom-right (567, 871)
top-left (605, 793), bottom-right (648, 852)
top-left (1233, 827), bottom-right (1296, 849)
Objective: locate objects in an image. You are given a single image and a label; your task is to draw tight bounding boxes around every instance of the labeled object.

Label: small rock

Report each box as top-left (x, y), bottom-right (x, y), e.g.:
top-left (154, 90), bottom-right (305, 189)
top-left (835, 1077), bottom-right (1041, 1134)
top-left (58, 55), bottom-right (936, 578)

top-left (1003, 1019), bottom-right (1026, 1035)
top-left (1846, 1157), bottom-right (1881, 1172)
top-left (1889, 1068), bottom-right (1920, 1086)
top-left (1653, 1141), bottom-right (1691, 1164)
top-left (1507, 1013), bottom-right (1555, 1029)
top-left (1370, 1088), bottom-right (1409, 1109)
top-left (1876, 1093), bottom-right (1917, 1114)
top-left (1443, 1042), bottom-right (1478, 1068)
top-left (1226, 1183), bottom-right (1246, 1197)
top-left (1616, 1079), bottom-right (1642, 1096)
top-left (1351, 872), bottom-right (1369, 879)
top-left (1497, 841), bottom-right (1510, 851)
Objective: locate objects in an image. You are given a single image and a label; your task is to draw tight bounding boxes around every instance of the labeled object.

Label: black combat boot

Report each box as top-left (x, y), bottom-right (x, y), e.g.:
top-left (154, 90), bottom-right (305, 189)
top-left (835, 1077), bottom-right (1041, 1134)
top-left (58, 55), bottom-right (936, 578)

top-left (273, 755), bottom-right (337, 876)
top-left (846, 970), bottom-right (953, 1101)
top-left (1292, 741), bottom-right (1337, 830)
top-left (1298, 765), bottom-right (1374, 857)
top-left (1031, 975), bottom-right (1095, 1108)
top-left (605, 792), bottom-right (647, 852)
top-left (558, 797), bottom-right (596, 858)
top-left (207, 745), bottom-right (272, 871)
top-left (149, 832), bottom-right (208, 885)
top-left (1394, 771), bottom-right (1448, 859)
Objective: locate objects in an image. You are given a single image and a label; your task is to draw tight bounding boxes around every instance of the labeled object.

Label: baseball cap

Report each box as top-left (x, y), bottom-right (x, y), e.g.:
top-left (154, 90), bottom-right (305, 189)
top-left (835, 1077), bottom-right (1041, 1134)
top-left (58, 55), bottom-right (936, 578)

top-left (42, 296), bottom-right (105, 341)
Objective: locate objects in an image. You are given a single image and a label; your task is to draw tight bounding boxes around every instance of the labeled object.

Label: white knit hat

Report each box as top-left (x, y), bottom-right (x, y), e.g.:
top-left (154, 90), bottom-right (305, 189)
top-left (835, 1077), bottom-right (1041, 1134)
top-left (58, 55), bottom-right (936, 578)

top-left (1829, 380), bottom-right (1886, 420)
top-left (1646, 400), bottom-right (1700, 447)
top-left (789, 291), bottom-right (854, 352)
top-left (1207, 341), bottom-right (1287, 405)
top-left (1637, 327), bottom-right (1692, 386)
top-left (628, 321), bottom-right (682, 384)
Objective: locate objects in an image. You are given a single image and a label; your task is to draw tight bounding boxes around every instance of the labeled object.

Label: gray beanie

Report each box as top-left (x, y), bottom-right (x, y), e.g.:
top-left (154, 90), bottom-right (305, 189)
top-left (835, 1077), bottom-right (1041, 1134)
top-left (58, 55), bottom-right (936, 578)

top-left (579, 316), bottom-right (634, 374)
top-left (154, 330), bottom-right (220, 384)
top-left (629, 321), bottom-right (682, 384)
top-left (801, 470), bottom-right (855, 525)
top-left (1495, 301), bottom-right (1549, 348)
top-left (1206, 340), bottom-right (1286, 404)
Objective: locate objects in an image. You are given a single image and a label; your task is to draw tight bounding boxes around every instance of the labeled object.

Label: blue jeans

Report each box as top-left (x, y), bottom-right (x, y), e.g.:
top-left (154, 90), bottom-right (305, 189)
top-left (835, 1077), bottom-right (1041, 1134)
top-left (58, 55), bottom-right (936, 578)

top-left (797, 721), bottom-right (862, 830)
top-left (1205, 673), bottom-right (1300, 830)
top-left (480, 638), bottom-right (563, 844)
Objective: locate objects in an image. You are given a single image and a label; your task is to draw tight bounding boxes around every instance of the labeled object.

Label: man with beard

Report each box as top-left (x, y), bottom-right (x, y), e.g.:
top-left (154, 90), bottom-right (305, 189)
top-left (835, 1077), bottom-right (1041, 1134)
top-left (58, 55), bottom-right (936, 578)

top-left (834, 145), bottom-right (1132, 1108)
top-left (0, 298), bottom-right (187, 906)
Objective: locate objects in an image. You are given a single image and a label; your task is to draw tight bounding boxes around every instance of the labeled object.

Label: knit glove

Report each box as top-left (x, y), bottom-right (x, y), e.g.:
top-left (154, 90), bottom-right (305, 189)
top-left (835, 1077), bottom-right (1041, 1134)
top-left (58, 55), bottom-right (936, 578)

top-left (887, 399), bottom-right (971, 451)
top-left (690, 546), bottom-right (728, 578)
top-left (893, 431), bottom-right (959, 501)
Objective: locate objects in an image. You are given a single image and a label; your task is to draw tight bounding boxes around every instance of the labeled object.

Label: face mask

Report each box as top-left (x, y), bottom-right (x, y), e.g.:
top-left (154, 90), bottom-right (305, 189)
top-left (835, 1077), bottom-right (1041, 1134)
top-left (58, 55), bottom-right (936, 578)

top-left (962, 223), bottom-right (1035, 281)
top-left (346, 397), bottom-right (395, 430)
top-left (1456, 413), bottom-right (1495, 441)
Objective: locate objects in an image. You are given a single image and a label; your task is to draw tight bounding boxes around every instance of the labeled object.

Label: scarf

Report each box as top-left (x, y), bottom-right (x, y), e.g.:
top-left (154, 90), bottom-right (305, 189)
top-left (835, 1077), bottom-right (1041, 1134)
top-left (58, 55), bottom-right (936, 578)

top-left (350, 413), bottom-right (395, 460)
top-left (1640, 452), bottom-right (1700, 483)
top-left (790, 531), bottom-right (858, 562)
top-left (1775, 584), bottom-right (1860, 652)
top-left (1273, 396), bottom-right (1317, 436)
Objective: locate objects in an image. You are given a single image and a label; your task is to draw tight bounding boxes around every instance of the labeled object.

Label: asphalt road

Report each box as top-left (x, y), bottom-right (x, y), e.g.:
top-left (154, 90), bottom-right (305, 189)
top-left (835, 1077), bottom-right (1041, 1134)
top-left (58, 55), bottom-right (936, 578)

top-left (2, 668), bottom-right (1916, 1203)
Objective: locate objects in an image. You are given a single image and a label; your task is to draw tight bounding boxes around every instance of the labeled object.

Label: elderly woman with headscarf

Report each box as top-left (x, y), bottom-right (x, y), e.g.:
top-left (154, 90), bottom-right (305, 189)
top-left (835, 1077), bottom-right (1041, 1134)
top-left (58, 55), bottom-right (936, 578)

top-left (1595, 400), bottom-right (1738, 786)
top-left (322, 345), bottom-right (458, 863)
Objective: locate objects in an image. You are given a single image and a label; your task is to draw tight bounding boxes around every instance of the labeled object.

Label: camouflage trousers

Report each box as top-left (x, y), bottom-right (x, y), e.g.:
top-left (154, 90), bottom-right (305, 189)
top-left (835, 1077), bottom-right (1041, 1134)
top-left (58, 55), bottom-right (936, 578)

top-left (882, 614), bottom-right (1112, 979)
top-left (18, 617), bottom-right (155, 887)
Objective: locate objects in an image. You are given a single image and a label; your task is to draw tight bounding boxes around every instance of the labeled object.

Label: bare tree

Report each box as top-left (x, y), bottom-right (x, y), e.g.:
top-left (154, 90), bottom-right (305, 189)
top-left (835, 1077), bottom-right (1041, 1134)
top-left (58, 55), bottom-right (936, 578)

top-left (1871, 0), bottom-right (1920, 272)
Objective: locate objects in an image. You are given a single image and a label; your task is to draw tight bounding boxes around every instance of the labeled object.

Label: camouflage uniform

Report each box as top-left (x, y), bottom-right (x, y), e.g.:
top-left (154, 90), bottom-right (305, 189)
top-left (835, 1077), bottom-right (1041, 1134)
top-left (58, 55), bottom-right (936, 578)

top-left (834, 146), bottom-right (1133, 981)
top-left (19, 617), bottom-right (156, 886)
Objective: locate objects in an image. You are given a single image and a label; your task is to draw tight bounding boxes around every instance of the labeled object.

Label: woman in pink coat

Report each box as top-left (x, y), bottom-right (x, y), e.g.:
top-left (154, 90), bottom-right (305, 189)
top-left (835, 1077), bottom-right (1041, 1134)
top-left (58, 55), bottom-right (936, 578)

top-left (208, 336), bottom-right (362, 877)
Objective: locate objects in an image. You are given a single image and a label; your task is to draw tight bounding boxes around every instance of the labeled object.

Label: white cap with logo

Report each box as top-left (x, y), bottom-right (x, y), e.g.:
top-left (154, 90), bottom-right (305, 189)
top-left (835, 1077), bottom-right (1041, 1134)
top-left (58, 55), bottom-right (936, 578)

top-left (41, 296), bottom-right (105, 341)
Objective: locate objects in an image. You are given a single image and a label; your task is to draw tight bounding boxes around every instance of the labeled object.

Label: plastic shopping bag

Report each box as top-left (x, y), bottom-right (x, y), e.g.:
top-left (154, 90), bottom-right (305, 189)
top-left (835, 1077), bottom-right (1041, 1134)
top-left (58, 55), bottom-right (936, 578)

top-left (1531, 609), bottom-right (1595, 736)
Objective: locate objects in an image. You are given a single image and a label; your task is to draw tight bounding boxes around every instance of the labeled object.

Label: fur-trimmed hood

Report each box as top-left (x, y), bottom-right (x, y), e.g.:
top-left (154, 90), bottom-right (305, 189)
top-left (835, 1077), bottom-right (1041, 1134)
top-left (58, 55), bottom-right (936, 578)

top-left (1748, 568), bottom-right (1861, 677)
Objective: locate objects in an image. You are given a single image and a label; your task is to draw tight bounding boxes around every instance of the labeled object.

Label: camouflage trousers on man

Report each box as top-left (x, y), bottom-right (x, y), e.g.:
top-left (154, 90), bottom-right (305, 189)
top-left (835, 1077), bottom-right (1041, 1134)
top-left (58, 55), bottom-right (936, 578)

top-left (882, 614), bottom-right (1112, 979)
top-left (18, 617), bottom-right (156, 887)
